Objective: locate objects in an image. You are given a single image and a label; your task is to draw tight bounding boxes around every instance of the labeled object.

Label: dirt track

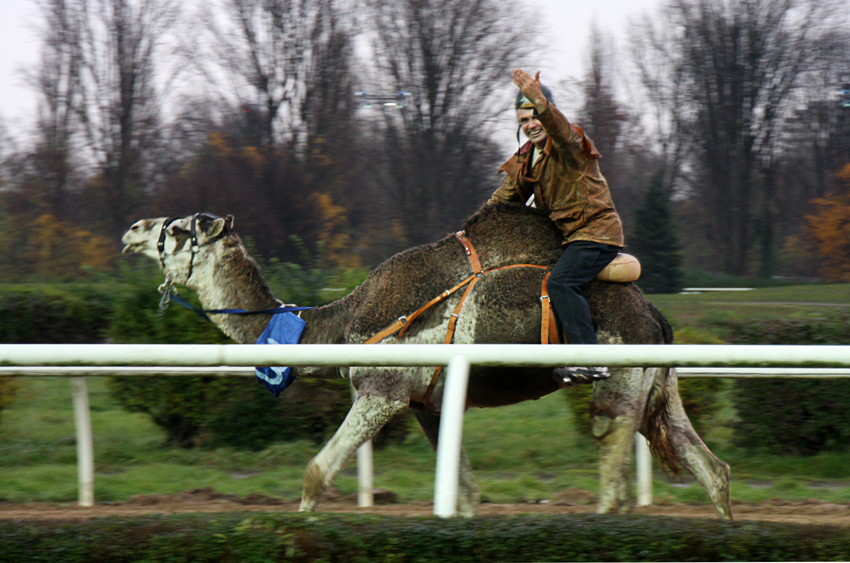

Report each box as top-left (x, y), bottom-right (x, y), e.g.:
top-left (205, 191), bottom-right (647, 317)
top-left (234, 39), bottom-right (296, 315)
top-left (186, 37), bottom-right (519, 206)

top-left (2, 487), bottom-right (849, 526)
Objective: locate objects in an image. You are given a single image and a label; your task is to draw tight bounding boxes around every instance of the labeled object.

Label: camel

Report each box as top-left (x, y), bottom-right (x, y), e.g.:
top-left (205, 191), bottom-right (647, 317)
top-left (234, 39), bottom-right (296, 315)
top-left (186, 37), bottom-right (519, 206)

top-left (121, 205), bottom-right (732, 519)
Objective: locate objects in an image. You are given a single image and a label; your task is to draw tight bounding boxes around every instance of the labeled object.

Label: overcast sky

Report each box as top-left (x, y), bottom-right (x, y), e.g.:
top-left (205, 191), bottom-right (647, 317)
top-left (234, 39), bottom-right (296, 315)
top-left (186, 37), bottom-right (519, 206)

top-left (0, 0), bottom-right (664, 138)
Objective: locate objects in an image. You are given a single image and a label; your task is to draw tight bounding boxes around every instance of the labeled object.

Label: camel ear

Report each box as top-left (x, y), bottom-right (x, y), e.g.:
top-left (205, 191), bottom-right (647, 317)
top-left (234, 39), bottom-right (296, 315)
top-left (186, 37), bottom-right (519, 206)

top-left (225, 215), bottom-right (234, 231)
top-left (208, 217), bottom-right (228, 239)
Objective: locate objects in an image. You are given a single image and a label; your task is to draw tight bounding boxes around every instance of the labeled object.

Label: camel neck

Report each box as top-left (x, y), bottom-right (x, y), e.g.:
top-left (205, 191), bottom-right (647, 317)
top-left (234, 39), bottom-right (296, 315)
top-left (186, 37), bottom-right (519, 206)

top-left (297, 295), bottom-right (356, 345)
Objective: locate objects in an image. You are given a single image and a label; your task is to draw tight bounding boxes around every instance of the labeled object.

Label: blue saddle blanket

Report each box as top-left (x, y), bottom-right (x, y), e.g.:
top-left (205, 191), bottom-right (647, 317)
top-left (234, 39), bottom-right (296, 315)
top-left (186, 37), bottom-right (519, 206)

top-left (255, 311), bottom-right (307, 396)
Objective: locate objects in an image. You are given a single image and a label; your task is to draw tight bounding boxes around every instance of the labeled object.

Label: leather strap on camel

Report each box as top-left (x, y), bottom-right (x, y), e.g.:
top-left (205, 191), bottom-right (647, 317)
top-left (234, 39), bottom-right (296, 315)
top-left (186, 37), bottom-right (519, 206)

top-left (540, 273), bottom-right (560, 345)
top-left (365, 231), bottom-right (640, 408)
top-left (365, 233), bottom-right (549, 345)
top-left (365, 232), bottom-right (549, 407)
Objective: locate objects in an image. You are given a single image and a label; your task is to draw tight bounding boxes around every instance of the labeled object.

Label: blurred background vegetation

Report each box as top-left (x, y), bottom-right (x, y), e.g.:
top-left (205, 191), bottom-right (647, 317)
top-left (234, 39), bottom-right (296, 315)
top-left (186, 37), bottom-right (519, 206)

top-left (0, 0), bottom-right (847, 287)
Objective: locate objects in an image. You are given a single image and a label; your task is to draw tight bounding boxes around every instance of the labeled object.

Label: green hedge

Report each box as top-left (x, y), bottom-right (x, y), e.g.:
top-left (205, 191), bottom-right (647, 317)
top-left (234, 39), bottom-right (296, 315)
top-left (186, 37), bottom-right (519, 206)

top-left (727, 311), bottom-right (850, 455)
top-left (0, 283), bottom-right (114, 344)
top-left (1, 512), bottom-right (848, 562)
top-left (0, 283), bottom-right (117, 421)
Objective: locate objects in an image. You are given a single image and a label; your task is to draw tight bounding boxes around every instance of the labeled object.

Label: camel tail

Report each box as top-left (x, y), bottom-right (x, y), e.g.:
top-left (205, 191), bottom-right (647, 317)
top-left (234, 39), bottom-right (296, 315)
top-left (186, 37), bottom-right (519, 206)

top-left (644, 367), bottom-right (684, 476)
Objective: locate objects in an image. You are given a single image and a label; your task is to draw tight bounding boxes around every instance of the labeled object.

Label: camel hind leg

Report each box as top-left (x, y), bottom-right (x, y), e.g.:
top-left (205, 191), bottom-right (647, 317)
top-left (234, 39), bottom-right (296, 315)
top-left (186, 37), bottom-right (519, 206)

top-left (413, 409), bottom-right (481, 517)
top-left (658, 368), bottom-right (732, 520)
top-left (301, 390), bottom-right (408, 512)
top-left (641, 367), bottom-right (732, 520)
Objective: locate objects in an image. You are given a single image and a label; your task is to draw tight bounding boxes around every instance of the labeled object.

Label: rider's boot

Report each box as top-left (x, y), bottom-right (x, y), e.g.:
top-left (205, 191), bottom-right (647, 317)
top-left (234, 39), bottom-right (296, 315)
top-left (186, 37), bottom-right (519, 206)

top-left (553, 366), bottom-right (610, 389)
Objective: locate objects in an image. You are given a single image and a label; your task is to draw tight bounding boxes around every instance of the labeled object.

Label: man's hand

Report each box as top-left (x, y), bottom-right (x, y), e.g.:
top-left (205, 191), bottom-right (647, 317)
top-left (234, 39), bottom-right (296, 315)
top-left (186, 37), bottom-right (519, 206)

top-left (512, 69), bottom-right (548, 109)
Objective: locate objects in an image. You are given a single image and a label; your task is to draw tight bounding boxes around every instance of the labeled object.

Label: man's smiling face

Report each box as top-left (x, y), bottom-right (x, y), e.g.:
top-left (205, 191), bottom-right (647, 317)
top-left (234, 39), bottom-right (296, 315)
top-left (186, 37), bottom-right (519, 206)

top-left (517, 108), bottom-right (548, 148)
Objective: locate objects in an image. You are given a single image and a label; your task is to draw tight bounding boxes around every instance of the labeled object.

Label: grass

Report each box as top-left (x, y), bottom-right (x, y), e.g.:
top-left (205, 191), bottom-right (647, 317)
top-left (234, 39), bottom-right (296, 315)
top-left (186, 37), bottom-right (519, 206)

top-left (647, 283), bottom-right (850, 340)
top-left (3, 375), bottom-right (850, 508)
top-left (2, 284), bottom-right (850, 507)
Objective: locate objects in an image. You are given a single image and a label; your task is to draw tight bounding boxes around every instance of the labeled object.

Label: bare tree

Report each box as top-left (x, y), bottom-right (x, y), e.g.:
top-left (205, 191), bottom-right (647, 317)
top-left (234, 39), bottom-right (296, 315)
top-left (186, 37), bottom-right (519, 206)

top-left (636, 0), bottom-right (845, 276)
top-left (628, 12), bottom-right (694, 197)
top-left (186, 0), bottom-right (367, 263)
top-left (577, 25), bottom-right (647, 234)
top-left (364, 0), bottom-right (537, 248)
top-left (75, 0), bottom-right (181, 237)
top-left (200, 0), bottom-right (349, 152)
top-left (782, 32), bottom-right (850, 201)
top-left (26, 0), bottom-right (86, 220)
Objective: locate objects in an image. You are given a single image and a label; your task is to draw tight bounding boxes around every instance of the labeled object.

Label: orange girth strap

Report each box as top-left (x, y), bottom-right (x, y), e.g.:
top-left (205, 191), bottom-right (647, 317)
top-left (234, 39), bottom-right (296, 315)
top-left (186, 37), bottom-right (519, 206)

top-left (364, 230), bottom-right (556, 408)
top-left (419, 274), bottom-right (480, 408)
top-left (540, 272), bottom-right (561, 344)
top-left (363, 272), bottom-right (478, 344)
top-left (455, 231), bottom-right (482, 274)
top-left (364, 232), bottom-right (482, 345)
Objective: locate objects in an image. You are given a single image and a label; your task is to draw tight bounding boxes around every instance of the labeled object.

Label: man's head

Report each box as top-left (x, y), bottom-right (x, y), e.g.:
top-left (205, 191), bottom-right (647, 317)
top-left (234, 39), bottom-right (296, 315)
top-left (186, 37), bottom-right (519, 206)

top-left (515, 84), bottom-right (554, 149)
top-left (517, 109), bottom-right (547, 148)
top-left (515, 84), bottom-right (555, 149)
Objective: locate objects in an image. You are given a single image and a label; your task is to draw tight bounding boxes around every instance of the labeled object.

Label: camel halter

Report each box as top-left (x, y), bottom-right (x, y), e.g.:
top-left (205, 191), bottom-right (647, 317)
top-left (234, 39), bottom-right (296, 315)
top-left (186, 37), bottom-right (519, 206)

top-left (156, 217), bottom-right (177, 270)
top-left (155, 212), bottom-right (228, 312)
top-left (156, 212), bottom-right (311, 320)
top-left (156, 212), bottom-right (225, 281)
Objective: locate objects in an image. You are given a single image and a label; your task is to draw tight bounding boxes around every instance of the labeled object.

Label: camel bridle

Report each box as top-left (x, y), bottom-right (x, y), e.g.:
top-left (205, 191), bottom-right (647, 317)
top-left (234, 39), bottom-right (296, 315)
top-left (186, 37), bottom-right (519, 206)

top-left (156, 217), bottom-right (178, 270)
top-left (155, 213), bottom-right (310, 320)
top-left (157, 212), bottom-right (228, 280)
top-left (155, 213), bottom-right (227, 314)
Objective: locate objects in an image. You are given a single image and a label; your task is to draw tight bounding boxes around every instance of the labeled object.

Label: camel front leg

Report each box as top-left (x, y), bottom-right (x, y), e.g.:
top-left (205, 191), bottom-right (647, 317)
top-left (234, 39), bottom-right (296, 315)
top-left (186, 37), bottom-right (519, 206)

top-left (590, 367), bottom-right (648, 514)
top-left (301, 393), bottom-right (408, 512)
top-left (413, 410), bottom-right (481, 517)
top-left (594, 414), bottom-right (638, 513)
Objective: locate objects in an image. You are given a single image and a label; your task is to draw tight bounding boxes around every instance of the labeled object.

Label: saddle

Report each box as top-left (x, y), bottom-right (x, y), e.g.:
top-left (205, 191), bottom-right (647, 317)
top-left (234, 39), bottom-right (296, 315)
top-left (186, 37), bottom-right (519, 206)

top-left (365, 231), bottom-right (641, 407)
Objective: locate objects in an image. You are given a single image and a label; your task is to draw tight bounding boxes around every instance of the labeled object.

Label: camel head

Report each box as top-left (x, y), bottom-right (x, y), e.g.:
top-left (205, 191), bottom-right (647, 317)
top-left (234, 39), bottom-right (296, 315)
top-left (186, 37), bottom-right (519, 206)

top-left (121, 213), bottom-right (233, 276)
top-left (121, 217), bottom-right (169, 260)
top-left (165, 213), bottom-right (234, 248)
top-left (157, 213), bottom-right (236, 284)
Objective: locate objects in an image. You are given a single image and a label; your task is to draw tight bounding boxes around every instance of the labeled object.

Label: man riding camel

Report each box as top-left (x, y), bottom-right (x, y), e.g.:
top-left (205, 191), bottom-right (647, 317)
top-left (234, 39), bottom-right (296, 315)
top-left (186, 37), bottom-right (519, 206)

top-left (487, 69), bottom-right (624, 388)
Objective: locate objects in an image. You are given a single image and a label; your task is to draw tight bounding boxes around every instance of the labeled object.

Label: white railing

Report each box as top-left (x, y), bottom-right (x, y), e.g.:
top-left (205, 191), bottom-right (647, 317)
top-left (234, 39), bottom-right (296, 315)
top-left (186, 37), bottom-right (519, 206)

top-left (2, 343), bottom-right (850, 515)
top-left (3, 343), bottom-right (850, 367)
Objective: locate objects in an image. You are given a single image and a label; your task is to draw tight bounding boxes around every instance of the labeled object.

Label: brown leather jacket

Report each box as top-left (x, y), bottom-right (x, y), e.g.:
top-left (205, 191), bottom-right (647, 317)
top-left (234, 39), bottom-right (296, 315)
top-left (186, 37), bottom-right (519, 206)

top-left (488, 103), bottom-right (624, 247)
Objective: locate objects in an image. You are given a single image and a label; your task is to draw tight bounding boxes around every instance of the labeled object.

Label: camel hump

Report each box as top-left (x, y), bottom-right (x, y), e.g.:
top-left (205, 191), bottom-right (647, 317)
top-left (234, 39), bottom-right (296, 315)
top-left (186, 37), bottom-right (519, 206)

top-left (597, 253), bottom-right (641, 283)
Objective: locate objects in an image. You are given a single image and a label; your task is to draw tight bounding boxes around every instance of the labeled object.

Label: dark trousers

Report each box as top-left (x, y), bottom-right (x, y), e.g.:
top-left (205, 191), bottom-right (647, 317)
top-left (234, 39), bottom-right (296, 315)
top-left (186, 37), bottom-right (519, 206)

top-left (546, 241), bottom-right (621, 345)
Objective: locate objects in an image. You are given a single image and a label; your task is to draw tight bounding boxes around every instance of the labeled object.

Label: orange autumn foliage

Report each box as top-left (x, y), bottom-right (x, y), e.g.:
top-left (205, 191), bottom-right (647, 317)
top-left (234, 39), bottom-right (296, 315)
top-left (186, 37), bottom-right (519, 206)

top-left (28, 214), bottom-right (113, 280)
top-left (805, 164), bottom-right (850, 282)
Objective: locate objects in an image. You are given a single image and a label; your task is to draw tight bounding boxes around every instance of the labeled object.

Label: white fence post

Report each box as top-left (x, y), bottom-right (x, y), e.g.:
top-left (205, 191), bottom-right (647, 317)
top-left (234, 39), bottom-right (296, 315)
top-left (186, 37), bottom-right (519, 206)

top-left (433, 355), bottom-right (471, 517)
top-left (635, 433), bottom-right (652, 506)
top-left (356, 440), bottom-right (374, 508)
top-left (351, 385), bottom-right (374, 507)
top-left (71, 378), bottom-right (94, 507)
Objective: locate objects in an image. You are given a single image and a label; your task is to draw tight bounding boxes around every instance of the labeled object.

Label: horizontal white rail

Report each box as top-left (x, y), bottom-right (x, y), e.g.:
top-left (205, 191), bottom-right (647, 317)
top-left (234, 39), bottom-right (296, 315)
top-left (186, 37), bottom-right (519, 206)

top-left (676, 367), bottom-right (850, 378)
top-left (1, 343), bottom-right (850, 368)
top-left (5, 366), bottom-right (850, 378)
top-left (681, 287), bottom-right (754, 292)
top-left (0, 367), bottom-right (256, 377)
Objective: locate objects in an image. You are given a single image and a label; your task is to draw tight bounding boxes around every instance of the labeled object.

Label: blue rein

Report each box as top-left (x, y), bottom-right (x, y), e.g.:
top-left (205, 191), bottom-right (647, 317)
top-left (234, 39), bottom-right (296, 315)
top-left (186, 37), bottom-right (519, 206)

top-left (159, 282), bottom-right (312, 323)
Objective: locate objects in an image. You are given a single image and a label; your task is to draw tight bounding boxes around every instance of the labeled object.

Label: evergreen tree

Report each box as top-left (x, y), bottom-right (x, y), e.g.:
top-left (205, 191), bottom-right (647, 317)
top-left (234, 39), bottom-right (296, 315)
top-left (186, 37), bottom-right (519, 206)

top-left (630, 172), bottom-right (683, 294)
